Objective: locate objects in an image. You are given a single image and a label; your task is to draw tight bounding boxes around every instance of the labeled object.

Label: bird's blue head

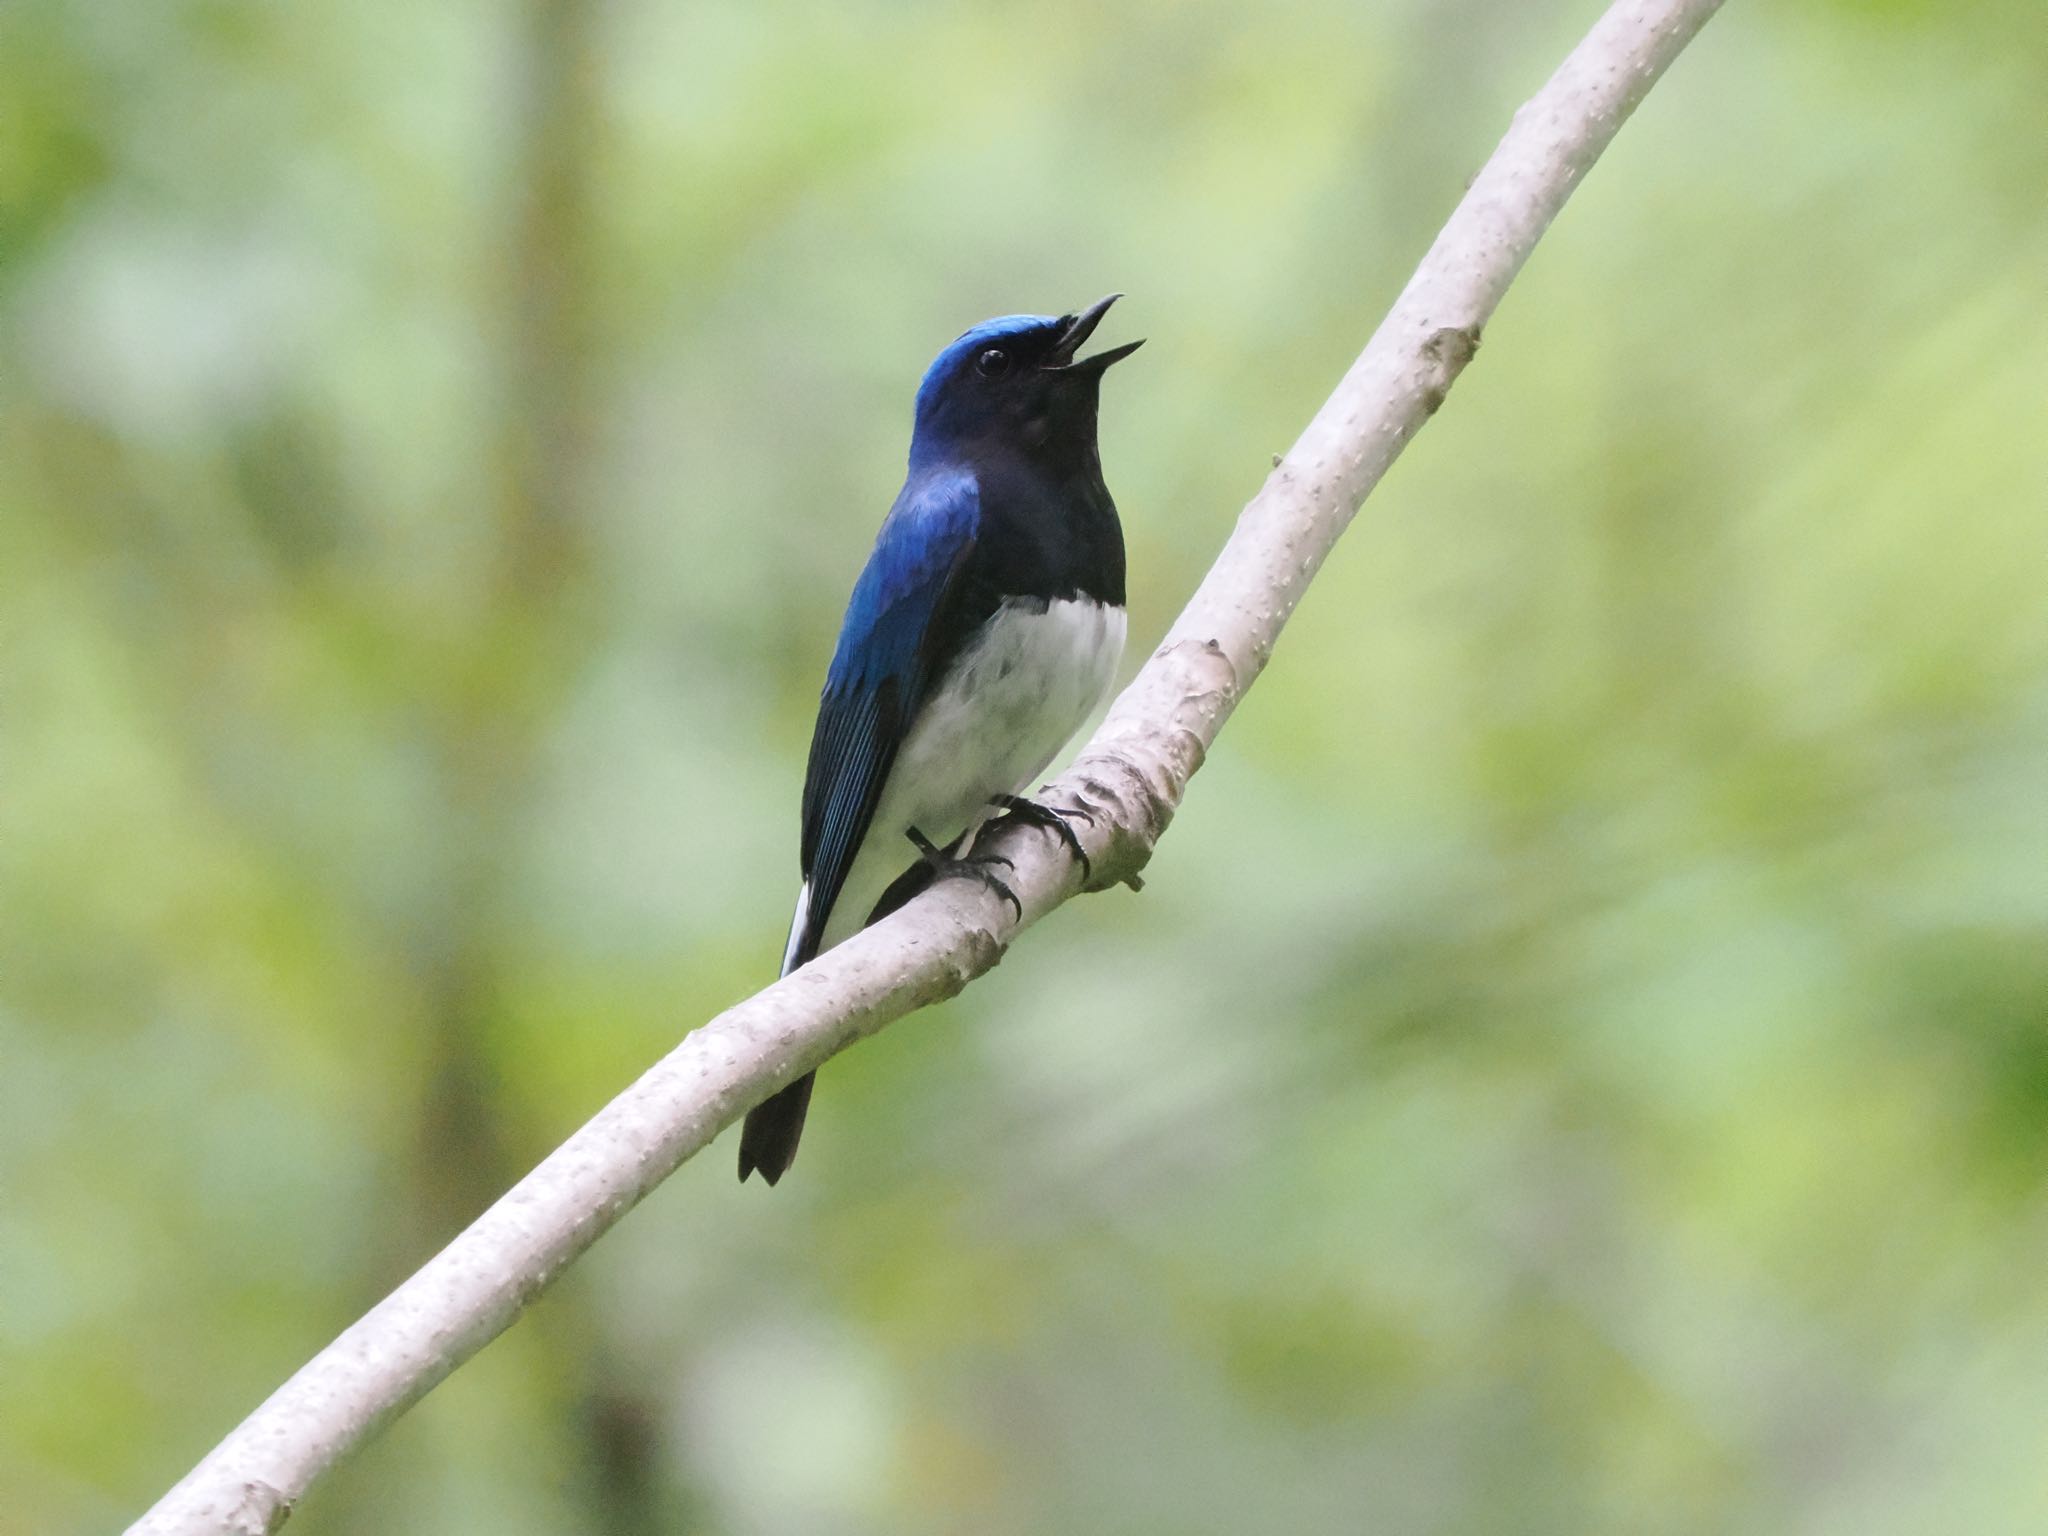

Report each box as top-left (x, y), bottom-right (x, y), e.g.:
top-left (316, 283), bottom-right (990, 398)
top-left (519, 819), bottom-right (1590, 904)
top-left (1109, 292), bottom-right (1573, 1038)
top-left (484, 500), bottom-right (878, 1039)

top-left (909, 294), bottom-right (1143, 468)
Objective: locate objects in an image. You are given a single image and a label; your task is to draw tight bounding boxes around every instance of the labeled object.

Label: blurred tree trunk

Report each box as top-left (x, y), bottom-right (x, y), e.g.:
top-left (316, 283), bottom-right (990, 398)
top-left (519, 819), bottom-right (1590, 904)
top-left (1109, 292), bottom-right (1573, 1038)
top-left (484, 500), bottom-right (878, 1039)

top-left (370, 2), bottom-right (680, 1531)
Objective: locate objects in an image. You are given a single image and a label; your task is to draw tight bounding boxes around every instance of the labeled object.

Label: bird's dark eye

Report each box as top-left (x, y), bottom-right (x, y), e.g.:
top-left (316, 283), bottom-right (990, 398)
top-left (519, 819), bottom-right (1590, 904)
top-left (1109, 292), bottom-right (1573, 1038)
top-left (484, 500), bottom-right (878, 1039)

top-left (975, 347), bottom-right (1011, 378)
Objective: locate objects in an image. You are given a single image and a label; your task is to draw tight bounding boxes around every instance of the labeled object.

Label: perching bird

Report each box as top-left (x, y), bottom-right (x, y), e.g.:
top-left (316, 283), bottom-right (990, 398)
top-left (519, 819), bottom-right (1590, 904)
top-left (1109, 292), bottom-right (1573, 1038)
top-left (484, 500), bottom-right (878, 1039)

top-left (738, 295), bottom-right (1143, 1185)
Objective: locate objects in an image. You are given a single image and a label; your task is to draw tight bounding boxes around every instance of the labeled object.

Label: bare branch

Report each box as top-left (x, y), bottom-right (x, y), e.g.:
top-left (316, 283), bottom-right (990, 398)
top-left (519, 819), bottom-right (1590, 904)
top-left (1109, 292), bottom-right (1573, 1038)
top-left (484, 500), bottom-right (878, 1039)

top-left (127, 2), bottom-right (1726, 1529)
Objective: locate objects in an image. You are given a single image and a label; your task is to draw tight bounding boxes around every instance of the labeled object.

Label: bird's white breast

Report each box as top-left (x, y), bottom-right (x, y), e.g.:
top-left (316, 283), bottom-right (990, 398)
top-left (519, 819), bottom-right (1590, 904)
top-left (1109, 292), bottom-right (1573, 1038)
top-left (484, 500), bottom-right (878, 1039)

top-left (887, 595), bottom-right (1126, 837)
top-left (802, 595), bottom-right (1125, 957)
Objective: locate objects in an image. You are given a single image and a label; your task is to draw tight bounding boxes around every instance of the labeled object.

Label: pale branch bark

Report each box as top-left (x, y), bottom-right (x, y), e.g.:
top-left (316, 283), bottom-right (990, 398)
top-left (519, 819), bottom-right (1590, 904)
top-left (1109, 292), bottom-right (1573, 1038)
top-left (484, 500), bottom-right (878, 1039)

top-left (128, 2), bottom-right (1726, 1530)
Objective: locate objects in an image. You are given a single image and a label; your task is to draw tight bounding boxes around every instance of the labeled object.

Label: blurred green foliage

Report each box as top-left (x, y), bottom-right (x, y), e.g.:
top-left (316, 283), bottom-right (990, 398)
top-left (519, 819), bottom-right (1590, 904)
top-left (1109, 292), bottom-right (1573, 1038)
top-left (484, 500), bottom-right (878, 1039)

top-left (4, 0), bottom-right (2046, 1532)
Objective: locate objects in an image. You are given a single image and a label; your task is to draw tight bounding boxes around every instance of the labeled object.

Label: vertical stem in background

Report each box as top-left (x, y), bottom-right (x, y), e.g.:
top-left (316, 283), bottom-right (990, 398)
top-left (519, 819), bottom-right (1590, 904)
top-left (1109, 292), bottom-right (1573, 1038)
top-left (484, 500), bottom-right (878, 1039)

top-left (499, 0), bottom-right (602, 601)
top-left (408, 0), bottom-right (607, 1246)
top-left (385, 0), bottom-right (677, 1531)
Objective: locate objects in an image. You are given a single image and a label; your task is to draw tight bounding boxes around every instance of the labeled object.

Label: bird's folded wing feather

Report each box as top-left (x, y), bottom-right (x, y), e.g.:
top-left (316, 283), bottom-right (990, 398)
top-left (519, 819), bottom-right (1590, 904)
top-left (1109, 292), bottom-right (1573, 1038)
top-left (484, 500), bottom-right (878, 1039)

top-left (792, 468), bottom-right (984, 965)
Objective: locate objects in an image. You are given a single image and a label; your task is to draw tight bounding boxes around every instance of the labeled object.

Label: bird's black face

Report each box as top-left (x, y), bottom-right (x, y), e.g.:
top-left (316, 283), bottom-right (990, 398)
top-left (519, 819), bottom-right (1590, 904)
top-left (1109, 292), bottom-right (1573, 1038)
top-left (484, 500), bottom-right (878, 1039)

top-left (912, 296), bottom-right (1143, 464)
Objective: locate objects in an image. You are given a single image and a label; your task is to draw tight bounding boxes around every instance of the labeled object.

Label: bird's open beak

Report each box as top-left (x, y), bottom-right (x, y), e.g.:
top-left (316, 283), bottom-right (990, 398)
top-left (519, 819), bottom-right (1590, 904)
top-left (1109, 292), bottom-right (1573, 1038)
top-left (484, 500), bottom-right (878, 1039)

top-left (1045, 293), bottom-right (1145, 373)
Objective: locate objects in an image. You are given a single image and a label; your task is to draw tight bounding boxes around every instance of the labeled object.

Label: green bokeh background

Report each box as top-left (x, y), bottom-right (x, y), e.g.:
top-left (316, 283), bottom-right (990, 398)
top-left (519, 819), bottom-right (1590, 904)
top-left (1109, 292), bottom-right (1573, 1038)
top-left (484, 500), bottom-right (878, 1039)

top-left (5, 1), bottom-right (2045, 1531)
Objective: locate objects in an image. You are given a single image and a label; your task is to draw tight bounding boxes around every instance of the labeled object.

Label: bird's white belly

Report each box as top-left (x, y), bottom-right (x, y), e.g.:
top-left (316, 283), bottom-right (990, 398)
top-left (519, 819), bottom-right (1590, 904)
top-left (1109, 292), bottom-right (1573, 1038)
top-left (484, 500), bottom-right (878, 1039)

top-left (885, 596), bottom-right (1126, 837)
top-left (807, 596), bottom-right (1125, 955)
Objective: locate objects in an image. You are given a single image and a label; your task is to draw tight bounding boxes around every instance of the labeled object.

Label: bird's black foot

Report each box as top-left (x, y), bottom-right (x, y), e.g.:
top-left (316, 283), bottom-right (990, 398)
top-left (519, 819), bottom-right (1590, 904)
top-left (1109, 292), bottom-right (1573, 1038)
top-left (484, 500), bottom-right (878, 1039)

top-left (907, 826), bottom-right (1022, 920)
top-left (987, 793), bottom-right (1095, 884)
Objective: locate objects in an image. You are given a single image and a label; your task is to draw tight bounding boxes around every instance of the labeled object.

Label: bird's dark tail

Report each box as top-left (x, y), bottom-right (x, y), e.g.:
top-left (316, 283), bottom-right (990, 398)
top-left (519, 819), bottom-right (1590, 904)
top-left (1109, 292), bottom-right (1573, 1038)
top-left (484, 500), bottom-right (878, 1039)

top-left (739, 856), bottom-right (940, 1185)
top-left (738, 1071), bottom-right (813, 1186)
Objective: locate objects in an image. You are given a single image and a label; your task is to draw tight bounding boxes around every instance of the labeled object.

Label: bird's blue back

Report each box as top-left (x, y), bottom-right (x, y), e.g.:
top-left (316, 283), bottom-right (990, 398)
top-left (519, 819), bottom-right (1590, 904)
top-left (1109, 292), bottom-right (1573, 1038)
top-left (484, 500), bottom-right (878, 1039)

top-left (796, 466), bottom-right (982, 943)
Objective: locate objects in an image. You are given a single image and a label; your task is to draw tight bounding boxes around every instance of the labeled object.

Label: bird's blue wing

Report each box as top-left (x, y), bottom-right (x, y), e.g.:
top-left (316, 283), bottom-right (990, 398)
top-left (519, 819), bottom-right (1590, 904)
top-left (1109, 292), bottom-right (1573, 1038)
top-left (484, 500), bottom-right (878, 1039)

top-left (792, 468), bottom-right (983, 965)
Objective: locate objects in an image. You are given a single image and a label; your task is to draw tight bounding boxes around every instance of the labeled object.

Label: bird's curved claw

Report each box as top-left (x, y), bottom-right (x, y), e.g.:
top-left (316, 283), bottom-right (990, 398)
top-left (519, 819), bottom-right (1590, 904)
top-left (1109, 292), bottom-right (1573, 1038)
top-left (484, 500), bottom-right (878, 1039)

top-left (986, 793), bottom-right (1094, 885)
top-left (906, 827), bottom-right (1023, 921)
